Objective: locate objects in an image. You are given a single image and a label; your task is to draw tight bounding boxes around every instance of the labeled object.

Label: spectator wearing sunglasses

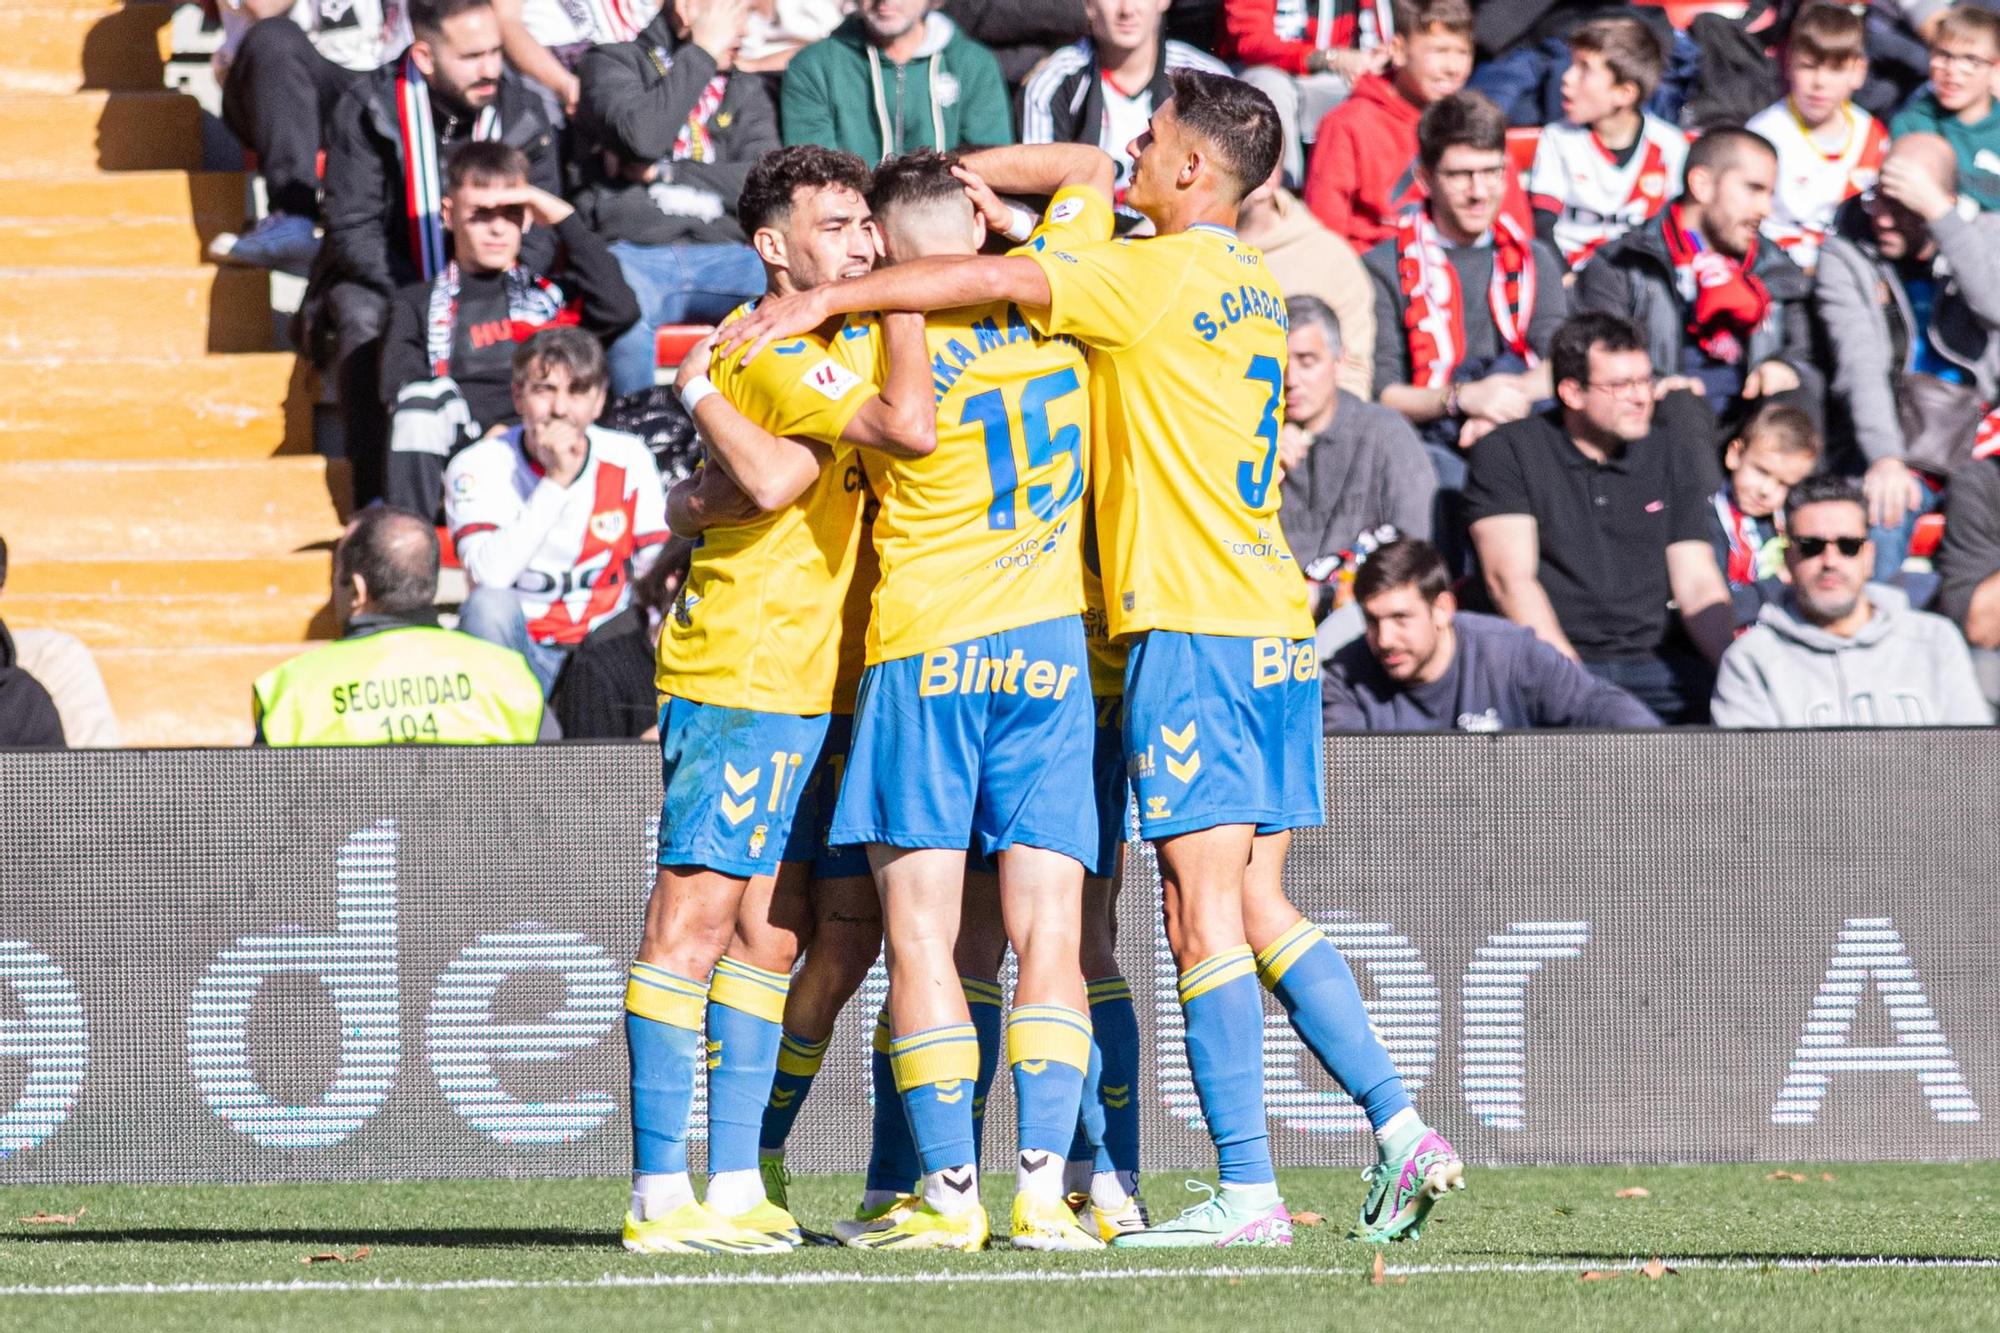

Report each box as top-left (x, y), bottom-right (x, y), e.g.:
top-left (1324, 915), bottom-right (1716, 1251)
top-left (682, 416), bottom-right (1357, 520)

top-left (1711, 475), bottom-right (1991, 727)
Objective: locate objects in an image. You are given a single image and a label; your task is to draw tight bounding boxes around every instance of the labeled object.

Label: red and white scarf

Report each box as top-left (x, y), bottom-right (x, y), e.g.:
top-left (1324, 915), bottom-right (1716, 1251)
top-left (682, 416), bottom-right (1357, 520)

top-left (564, 0), bottom-right (654, 44)
top-left (425, 262), bottom-right (574, 376)
top-left (1662, 203), bottom-right (1770, 367)
top-left (396, 53), bottom-right (501, 281)
top-left (1973, 406), bottom-right (2000, 461)
top-left (644, 45), bottom-right (729, 163)
top-left (1395, 204), bottom-right (1536, 391)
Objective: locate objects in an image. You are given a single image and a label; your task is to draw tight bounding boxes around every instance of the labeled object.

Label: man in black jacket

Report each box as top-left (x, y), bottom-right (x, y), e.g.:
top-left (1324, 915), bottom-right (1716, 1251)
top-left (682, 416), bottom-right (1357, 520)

top-left (311, 0), bottom-right (562, 506)
top-left (1574, 125), bottom-right (1821, 435)
top-left (1017, 0), bottom-right (1228, 223)
top-left (576, 0), bottom-right (778, 397)
top-left (0, 537), bottom-right (65, 750)
top-left (380, 142), bottom-right (639, 518)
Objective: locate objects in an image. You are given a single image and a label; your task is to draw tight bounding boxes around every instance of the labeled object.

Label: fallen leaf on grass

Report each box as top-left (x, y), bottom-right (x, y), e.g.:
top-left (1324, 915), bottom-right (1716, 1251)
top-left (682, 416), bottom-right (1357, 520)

top-left (1767, 1171), bottom-right (1808, 1183)
top-left (1580, 1270), bottom-right (1620, 1282)
top-left (1821, 1173), bottom-right (1837, 1183)
top-left (1292, 1211), bottom-right (1325, 1227)
top-left (301, 1247), bottom-right (371, 1266)
top-left (1641, 1257), bottom-right (1677, 1280)
top-left (17, 1208), bottom-right (84, 1225)
top-left (1614, 1187), bottom-right (1651, 1199)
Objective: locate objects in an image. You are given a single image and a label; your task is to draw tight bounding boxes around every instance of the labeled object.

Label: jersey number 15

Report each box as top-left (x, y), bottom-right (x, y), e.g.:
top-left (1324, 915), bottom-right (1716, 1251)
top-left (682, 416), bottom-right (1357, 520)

top-left (960, 367), bottom-right (1086, 531)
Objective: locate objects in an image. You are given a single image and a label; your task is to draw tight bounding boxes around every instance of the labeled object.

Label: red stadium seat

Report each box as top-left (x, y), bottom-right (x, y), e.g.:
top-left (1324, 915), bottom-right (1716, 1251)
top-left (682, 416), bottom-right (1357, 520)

top-left (1506, 127), bottom-right (1539, 183)
top-left (1911, 512), bottom-right (1946, 561)
top-left (656, 324), bottom-right (714, 371)
top-left (1631, 0), bottom-right (1747, 29)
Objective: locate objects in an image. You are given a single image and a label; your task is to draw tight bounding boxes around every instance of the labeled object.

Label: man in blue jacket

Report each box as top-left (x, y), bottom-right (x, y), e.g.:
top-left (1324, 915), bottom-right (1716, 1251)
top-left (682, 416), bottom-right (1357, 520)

top-left (1324, 537), bottom-right (1660, 731)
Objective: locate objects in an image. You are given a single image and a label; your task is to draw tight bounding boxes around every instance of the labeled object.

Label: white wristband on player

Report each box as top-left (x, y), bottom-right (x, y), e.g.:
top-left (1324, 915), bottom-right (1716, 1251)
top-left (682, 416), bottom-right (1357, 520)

top-left (1003, 204), bottom-right (1038, 243)
top-left (679, 374), bottom-right (719, 415)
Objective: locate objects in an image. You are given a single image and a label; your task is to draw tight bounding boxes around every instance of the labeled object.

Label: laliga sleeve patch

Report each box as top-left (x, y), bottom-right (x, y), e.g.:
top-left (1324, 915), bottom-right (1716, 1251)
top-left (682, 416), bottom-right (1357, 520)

top-left (1049, 198), bottom-right (1083, 224)
top-left (451, 469), bottom-right (478, 497)
top-left (803, 358), bottom-right (863, 401)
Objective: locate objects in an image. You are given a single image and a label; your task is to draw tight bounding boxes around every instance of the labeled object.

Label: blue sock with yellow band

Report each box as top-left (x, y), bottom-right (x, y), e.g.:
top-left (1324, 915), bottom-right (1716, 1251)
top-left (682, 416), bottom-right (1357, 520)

top-left (1179, 946), bottom-right (1275, 1186)
top-left (866, 1009), bottom-right (922, 1193)
top-left (1008, 1003), bottom-right (1092, 1159)
top-left (624, 961), bottom-right (708, 1174)
top-left (1087, 974), bottom-right (1141, 1178)
top-left (703, 957), bottom-right (790, 1176)
top-left (759, 1029), bottom-right (830, 1154)
top-left (962, 976), bottom-right (1004, 1158)
top-left (1256, 920), bottom-right (1411, 1131)
top-left (890, 1022), bottom-right (981, 1176)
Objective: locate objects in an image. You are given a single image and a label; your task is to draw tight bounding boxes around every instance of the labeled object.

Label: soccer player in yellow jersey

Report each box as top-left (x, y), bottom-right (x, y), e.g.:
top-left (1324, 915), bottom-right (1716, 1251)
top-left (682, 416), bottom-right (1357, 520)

top-left (622, 145), bottom-right (936, 1257)
top-left (689, 142), bottom-right (1122, 1253)
top-left (720, 71), bottom-right (1466, 1248)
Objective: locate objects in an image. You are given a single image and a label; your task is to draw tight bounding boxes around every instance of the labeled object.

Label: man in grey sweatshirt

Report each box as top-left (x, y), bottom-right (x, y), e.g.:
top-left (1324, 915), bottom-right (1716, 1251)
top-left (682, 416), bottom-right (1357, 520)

top-left (1711, 475), bottom-right (1992, 727)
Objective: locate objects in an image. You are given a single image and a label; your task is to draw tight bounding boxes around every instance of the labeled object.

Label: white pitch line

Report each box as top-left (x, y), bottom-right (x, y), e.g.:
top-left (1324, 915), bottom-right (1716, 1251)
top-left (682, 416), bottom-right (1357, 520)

top-left (2, 1256), bottom-right (2000, 1299)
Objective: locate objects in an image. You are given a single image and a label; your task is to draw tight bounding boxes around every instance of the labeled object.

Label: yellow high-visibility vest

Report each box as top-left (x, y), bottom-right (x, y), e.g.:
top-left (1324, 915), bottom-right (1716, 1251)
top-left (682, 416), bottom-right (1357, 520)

top-left (253, 625), bottom-right (543, 746)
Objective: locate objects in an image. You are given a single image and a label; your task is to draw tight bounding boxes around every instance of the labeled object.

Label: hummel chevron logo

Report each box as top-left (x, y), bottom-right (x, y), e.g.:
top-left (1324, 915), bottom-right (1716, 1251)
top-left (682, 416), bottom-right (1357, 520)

top-left (1160, 721), bottom-right (1197, 753)
top-left (1166, 751), bottom-right (1201, 783)
top-left (770, 1088), bottom-right (796, 1107)
top-left (934, 1080), bottom-right (966, 1105)
top-left (1019, 1059), bottom-right (1048, 1075)
top-left (1020, 1152), bottom-right (1053, 1171)
top-left (706, 1039), bottom-right (723, 1071)
top-left (723, 763), bottom-right (761, 796)
top-left (1101, 1083), bottom-right (1131, 1109)
top-left (941, 1168), bottom-right (976, 1195)
top-left (721, 794), bottom-right (756, 825)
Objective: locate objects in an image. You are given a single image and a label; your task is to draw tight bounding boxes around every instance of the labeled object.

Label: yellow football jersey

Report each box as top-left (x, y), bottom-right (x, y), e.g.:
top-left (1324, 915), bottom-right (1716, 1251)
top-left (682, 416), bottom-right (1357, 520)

top-left (855, 186), bottom-right (1113, 664)
top-left (1024, 224), bottom-right (1314, 641)
top-left (655, 304), bottom-right (875, 714)
top-left (1081, 511), bottom-right (1125, 699)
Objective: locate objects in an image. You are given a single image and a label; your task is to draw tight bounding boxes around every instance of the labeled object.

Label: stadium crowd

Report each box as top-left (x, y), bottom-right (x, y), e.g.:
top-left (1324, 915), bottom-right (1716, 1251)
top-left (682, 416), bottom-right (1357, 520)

top-left (14, 0), bottom-right (2000, 751)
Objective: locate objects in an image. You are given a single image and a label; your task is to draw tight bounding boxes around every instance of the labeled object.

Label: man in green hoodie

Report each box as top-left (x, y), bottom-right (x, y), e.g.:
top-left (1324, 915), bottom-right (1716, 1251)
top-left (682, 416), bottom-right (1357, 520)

top-left (781, 0), bottom-right (1012, 163)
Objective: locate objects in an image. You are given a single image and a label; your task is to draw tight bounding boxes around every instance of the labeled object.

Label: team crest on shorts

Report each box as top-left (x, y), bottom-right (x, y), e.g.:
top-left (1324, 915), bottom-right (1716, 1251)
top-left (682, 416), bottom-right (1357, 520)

top-left (748, 825), bottom-right (769, 859)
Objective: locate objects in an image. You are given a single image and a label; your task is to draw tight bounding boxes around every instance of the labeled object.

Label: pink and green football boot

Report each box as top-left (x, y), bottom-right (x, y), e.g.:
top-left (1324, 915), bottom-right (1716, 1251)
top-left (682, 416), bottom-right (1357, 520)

top-left (1349, 1126), bottom-right (1465, 1243)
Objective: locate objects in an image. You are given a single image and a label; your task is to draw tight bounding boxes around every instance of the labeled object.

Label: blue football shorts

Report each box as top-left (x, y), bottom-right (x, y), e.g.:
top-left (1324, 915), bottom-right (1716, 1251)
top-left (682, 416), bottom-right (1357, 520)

top-left (655, 696), bottom-right (831, 877)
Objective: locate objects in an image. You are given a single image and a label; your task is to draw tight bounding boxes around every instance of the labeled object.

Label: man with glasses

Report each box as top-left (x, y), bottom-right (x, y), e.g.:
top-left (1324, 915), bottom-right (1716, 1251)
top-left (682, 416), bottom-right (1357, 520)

top-left (1363, 90), bottom-right (1566, 516)
top-left (1816, 132), bottom-right (2000, 578)
top-left (1712, 475), bottom-right (1991, 726)
top-left (1892, 5), bottom-right (2000, 214)
top-left (1465, 311), bottom-right (1733, 723)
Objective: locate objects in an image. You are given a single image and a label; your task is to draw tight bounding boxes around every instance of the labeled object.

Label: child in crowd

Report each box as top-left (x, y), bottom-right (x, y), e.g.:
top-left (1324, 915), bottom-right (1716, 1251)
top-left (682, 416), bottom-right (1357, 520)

top-left (1527, 15), bottom-right (1688, 271)
top-left (1708, 402), bottom-right (1822, 628)
top-left (1747, 2), bottom-right (1889, 271)
top-left (1303, 0), bottom-right (1487, 250)
top-left (1891, 4), bottom-right (2000, 212)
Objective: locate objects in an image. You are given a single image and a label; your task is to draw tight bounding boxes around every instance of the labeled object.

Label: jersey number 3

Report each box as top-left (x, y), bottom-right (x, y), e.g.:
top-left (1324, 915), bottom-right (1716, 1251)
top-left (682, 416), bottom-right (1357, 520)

top-left (1238, 354), bottom-right (1283, 508)
top-left (961, 367), bottom-right (1086, 530)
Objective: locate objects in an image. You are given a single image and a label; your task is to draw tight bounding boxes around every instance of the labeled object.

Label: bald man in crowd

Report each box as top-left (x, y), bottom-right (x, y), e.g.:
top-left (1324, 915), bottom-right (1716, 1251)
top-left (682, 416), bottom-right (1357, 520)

top-left (1815, 131), bottom-right (2000, 578)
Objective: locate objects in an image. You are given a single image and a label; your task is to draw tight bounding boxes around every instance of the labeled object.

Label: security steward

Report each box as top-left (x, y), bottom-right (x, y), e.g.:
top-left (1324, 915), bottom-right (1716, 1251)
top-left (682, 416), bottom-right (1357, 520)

top-left (254, 506), bottom-right (545, 745)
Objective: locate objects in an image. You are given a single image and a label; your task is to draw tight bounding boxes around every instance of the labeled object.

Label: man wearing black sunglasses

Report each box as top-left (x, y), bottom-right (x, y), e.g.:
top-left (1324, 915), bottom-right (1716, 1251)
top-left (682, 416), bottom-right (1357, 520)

top-left (1711, 474), bottom-right (1991, 726)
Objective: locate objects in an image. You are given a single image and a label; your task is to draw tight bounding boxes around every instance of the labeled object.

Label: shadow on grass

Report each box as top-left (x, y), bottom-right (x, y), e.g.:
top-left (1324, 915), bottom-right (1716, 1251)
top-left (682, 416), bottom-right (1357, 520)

top-left (9, 1226), bottom-right (615, 1250)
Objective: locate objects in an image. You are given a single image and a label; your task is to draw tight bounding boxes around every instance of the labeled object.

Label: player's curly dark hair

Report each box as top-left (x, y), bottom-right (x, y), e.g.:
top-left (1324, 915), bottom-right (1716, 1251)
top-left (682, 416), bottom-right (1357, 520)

top-left (737, 145), bottom-right (873, 237)
top-left (868, 149), bottom-right (967, 219)
top-left (1165, 68), bottom-right (1282, 200)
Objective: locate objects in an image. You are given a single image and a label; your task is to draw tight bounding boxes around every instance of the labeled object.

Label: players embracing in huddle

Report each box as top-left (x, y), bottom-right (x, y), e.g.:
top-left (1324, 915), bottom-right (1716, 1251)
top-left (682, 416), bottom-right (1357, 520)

top-left (626, 67), bottom-right (1465, 1256)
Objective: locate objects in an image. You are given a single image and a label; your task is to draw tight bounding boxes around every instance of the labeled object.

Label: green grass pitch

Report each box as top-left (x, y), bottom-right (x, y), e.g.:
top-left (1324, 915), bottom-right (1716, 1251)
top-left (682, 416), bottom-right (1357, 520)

top-left (0, 1164), bottom-right (1995, 1331)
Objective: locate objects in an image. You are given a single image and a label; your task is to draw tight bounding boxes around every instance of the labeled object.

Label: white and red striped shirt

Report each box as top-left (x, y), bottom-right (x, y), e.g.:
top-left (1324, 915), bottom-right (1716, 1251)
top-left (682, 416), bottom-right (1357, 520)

top-left (445, 425), bottom-right (669, 646)
top-left (1527, 114), bottom-right (1688, 269)
top-left (1747, 98), bottom-right (1890, 272)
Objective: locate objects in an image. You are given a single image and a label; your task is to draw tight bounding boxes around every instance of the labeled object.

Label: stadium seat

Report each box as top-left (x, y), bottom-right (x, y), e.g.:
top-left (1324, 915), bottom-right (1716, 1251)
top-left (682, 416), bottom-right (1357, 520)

top-left (1506, 127), bottom-right (1539, 183)
top-left (656, 324), bottom-right (714, 372)
top-left (1911, 512), bottom-right (1946, 561)
top-left (1631, 0), bottom-right (1748, 29)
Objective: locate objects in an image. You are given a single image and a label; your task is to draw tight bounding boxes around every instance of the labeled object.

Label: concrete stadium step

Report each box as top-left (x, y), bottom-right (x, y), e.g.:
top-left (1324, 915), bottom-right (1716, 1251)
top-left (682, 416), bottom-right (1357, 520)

top-left (0, 3), bottom-right (173, 95)
top-left (0, 354), bottom-right (310, 460)
top-left (6, 553), bottom-right (336, 650)
top-left (0, 171), bottom-right (250, 267)
top-left (94, 644), bottom-right (306, 746)
top-left (0, 458), bottom-right (349, 561)
top-left (0, 91), bottom-right (203, 177)
top-left (5, 588), bottom-right (335, 650)
top-left (0, 267), bottom-right (274, 358)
